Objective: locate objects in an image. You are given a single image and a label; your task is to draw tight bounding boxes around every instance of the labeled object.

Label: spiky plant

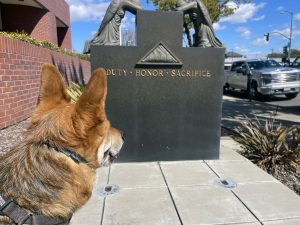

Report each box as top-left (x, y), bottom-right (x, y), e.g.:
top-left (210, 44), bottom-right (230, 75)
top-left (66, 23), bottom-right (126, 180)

top-left (232, 116), bottom-right (299, 178)
top-left (66, 82), bottom-right (85, 103)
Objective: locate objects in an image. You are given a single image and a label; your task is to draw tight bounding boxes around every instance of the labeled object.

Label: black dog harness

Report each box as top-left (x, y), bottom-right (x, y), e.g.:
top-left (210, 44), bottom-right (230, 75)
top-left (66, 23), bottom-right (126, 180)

top-left (0, 194), bottom-right (72, 225)
top-left (43, 138), bottom-right (88, 164)
top-left (0, 139), bottom-right (89, 225)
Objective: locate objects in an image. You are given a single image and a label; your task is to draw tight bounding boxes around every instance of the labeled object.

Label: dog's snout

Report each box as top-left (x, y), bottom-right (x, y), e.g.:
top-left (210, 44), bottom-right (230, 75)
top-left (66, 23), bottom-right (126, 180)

top-left (121, 131), bottom-right (125, 141)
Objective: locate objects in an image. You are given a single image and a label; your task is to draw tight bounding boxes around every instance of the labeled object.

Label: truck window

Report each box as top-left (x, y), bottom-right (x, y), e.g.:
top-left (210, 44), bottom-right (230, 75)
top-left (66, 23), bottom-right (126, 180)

top-left (231, 62), bottom-right (244, 71)
top-left (248, 61), bottom-right (264, 69)
top-left (241, 63), bottom-right (247, 69)
top-left (293, 57), bottom-right (300, 67)
top-left (265, 60), bottom-right (280, 67)
top-left (248, 60), bottom-right (280, 70)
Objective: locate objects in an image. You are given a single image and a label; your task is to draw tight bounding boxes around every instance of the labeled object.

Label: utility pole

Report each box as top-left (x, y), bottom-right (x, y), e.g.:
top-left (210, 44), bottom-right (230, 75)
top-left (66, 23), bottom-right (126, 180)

top-left (270, 48), bottom-right (274, 58)
top-left (280, 10), bottom-right (293, 62)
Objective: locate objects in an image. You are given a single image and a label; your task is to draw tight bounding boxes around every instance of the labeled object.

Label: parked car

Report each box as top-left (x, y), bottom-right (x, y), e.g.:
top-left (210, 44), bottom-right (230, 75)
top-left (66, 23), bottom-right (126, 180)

top-left (224, 59), bottom-right (300, 99)
top-left (291, 56), bottom-right (300, 69)
top-left (224, 62), bottom-right (232, 71)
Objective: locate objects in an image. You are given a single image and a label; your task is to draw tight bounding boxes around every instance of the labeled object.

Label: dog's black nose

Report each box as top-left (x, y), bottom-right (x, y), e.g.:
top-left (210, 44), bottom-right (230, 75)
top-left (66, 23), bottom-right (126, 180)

top-left (121, 131), bottom-right (126, 141)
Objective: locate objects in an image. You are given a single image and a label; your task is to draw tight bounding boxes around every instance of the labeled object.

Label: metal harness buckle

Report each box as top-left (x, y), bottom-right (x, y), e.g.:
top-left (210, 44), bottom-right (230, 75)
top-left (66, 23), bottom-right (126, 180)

top-left (0, 194), bottom-right (12, 211)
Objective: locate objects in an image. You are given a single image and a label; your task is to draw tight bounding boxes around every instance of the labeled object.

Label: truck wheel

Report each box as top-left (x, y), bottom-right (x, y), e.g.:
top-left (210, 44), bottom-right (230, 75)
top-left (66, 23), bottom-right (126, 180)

top-left (223, 83), bottom-right (229, 94)
top-left (285, 93), bottom-right (298, 99)
top-left (248, 83), bottom-right (258, 101)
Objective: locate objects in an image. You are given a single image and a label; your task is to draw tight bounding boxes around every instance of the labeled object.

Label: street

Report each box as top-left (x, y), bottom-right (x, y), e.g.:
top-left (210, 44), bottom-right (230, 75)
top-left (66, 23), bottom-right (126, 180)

top-left (222, 91), bottom-right (300, 136)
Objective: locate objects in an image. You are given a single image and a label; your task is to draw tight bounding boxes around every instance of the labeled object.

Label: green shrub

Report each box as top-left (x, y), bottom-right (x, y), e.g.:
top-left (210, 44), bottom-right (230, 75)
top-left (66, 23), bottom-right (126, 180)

top-left (232, 116), bottom-right (299, 178)
top-left (0, 31), bottom-right (89, 61)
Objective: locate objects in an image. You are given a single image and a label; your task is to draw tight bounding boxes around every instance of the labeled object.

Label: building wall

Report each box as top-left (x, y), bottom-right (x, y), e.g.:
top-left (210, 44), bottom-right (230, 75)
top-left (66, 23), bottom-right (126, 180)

top-left (0, 36), bottom-right (91, 129)
top-left (2, 5), bottom-right (57, 45)
top-left (36, 0), bottom-right (72, 50)
top-left (1, 1), bottom-right (71, 50)
top-left (36, 0), bottom-right (70, 26)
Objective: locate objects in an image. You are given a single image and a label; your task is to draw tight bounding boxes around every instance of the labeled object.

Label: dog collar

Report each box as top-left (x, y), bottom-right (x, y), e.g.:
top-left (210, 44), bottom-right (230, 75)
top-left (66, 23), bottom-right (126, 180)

top-left (43, 138), bottom-right (88, 164)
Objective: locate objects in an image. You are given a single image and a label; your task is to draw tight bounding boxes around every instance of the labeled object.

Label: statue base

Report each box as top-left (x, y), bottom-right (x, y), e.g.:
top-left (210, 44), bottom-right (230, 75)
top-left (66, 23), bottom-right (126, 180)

top-left (91, 11), bottom-right (225, 162)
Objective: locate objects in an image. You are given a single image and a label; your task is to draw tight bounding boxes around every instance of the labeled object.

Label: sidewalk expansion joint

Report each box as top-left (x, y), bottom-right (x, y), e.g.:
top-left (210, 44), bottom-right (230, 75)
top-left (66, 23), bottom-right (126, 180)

top-left (158, 162), bottom-right (184, 225)
top-left (204, 161), bottom-right (263, 225)
top-left (100, 166), bottom-right (111, 225)
top-left (230, 190), bottom-right (263, 225)
top-left (204, 161), bottom-right (221, 178)
top-left (261, 216), bottom-right (300, 223)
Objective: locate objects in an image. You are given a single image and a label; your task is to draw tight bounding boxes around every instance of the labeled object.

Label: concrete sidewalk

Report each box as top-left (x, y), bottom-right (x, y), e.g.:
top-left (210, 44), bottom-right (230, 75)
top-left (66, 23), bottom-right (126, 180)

top-left (71, 138), bottom-right (300, 225)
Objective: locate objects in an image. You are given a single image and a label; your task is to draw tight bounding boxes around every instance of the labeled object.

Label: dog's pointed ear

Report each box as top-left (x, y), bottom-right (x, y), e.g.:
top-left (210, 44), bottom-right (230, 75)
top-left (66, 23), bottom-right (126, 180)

top-left (38, 64), bottom-right (70, 105)
top-left (75, 68), bottom-right (107, 122)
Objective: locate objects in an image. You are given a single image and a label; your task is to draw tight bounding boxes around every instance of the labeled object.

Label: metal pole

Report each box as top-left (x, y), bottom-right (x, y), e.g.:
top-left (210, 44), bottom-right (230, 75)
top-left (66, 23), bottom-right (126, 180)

top-left (288, 12), bottom-right (293, 62)
top-left (270, 48), bottom-right (273, 59)
top-left (280, 10), bottom-right (293, 63)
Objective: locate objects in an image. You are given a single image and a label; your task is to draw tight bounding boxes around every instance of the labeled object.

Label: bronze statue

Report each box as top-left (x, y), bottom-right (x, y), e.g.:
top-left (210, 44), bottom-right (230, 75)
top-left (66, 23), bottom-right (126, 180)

top-left (84, 0), bottom-right (143, 53)
top-left (176, 0), bottom-right (223, 48)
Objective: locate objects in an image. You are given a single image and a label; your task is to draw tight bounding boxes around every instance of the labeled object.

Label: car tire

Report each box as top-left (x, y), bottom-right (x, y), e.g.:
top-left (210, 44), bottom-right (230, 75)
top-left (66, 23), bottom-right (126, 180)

top-left (285, 93), bottom-right (298, 99)
top-left (248, 82), bottom-right (258, 100)
top-left (223, 83), bottom-right (229, 94)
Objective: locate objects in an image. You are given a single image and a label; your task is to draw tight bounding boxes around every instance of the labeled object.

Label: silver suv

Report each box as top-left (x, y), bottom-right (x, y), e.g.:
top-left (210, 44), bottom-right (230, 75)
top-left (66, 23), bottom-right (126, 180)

top-left (224, 59), bottom-right (300, 99)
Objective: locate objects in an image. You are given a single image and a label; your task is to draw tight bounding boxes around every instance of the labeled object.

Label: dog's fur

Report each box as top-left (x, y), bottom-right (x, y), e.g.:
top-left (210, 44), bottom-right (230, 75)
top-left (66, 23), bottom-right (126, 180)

top-left (0, 64), bottom-right (123, 223)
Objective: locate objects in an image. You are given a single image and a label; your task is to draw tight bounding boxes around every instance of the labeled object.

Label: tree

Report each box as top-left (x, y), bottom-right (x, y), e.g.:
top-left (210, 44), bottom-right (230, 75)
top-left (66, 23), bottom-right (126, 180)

top-left (151, 0), bottom-right (252, 23)
top-left (266, 49), bottom-right (300, 59)
top-left (121, 29), bottom-right (136, 46)
top-left (267, 52), bottom-right (284, 59)
top-left (291, 49), bottom-right (300, 58)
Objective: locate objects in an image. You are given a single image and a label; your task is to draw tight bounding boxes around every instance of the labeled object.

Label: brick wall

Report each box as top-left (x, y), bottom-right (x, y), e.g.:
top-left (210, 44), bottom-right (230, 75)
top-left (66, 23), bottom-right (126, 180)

top-left (1, 3), bottom-right (71, 50)
top-left (0, 36), bottom-right (91, 129)
top-left (36, 0), bottom-right (70, 26)
top-left (37, 0), bottom-right (72, 49)
top-left (36, 0), bottom-right (72, 50)
top-left (1, 5), bottom-right (56, 43)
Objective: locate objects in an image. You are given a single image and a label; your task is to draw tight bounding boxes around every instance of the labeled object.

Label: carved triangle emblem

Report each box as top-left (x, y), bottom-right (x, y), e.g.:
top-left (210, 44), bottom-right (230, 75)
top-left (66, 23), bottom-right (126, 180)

top-left (137, 42), bottom-right (182, 66)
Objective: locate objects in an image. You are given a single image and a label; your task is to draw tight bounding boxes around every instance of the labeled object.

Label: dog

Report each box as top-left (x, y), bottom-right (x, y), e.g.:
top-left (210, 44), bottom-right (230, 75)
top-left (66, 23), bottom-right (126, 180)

top-left (0, 64), bottom-right (124, 225)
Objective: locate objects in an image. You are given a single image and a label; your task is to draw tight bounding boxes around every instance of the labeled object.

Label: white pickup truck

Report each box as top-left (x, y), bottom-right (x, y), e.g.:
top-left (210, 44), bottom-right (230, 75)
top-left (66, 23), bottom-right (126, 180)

top-left (224, 59), bottom-right (300, 99)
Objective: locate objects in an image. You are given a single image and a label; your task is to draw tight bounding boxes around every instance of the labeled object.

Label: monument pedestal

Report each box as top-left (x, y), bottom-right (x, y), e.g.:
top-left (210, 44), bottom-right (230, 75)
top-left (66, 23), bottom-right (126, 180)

top-left (91, 11), bottom-right (225, 162)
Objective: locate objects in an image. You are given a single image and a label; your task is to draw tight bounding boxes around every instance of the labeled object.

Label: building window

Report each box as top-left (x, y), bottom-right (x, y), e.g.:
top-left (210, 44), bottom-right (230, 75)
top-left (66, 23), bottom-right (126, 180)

top-left (56, 18), bottom-right (68, 48)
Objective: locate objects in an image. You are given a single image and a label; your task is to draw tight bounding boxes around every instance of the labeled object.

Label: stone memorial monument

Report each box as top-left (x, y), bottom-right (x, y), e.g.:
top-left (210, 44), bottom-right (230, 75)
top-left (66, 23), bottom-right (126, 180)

top-left (84, 0), bottom-right (143, 53)
top-left (89, 5), bottom-right (225, 162)
top-left (176, 0), bottom-right (223, 48)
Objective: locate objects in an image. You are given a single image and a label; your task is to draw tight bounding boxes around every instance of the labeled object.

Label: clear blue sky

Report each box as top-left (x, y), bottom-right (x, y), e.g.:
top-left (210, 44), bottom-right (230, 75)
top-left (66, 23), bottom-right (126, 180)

top-left (66, 0), bottom-right (300, 58)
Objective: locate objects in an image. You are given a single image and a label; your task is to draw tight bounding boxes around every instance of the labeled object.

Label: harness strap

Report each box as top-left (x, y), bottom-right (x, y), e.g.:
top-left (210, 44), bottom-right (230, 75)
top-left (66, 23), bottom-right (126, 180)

top-left (26, 214), bottom-right (71, 225)
top-left (0, 194), bottom-right (72, 225)
top-left (2, 202), bottom-right (31, 225)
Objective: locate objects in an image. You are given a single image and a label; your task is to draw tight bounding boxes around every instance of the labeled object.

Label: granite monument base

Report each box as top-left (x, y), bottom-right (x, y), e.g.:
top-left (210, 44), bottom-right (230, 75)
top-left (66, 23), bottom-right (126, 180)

top-left (91, 11), bottom-right (225, 162)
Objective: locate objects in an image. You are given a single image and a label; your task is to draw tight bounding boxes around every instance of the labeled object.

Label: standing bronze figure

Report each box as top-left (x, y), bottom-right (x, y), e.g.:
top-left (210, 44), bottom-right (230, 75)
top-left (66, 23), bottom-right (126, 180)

top-left (84, 0), bottom-right (143, 53)
top-left (176, 0), bottom-right (223, 48)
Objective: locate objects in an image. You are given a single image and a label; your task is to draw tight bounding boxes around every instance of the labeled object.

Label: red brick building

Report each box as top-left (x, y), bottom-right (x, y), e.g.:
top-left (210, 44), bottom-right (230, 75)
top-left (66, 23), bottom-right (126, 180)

top-left (0, 0), bottom-right (72, 50)
top-left (0, 0), bottom-right (93, 129)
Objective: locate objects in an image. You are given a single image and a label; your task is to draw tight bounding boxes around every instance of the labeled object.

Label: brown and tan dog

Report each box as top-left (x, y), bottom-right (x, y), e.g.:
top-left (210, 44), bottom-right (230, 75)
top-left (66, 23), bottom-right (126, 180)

top-left (0, 64), bottom-right (124, 224)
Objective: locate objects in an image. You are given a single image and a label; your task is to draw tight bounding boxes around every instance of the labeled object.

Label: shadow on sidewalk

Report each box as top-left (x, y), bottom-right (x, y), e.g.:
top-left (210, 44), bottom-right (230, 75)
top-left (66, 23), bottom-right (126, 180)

top-left (221, 95), bottom-right (300, 136)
